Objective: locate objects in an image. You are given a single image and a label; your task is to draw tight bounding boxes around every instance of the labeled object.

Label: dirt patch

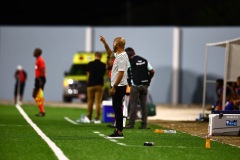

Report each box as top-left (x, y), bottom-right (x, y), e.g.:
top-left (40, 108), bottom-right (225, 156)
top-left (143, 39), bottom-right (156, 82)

top-left (149, 120), bottom-right (240, 147)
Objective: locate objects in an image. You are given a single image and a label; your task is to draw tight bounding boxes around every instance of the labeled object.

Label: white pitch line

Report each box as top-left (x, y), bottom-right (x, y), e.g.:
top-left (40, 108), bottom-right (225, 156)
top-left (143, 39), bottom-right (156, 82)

top-left (15, 104), bottom-right (69, 160)
top-left (93, 131), bottom-right (127, 145)
top-left (64, 117), bottom-right (78, 125)
top-left (93, 131), bottom-right (203, 148)
top-left (117, 143), bottom-right (127, 146)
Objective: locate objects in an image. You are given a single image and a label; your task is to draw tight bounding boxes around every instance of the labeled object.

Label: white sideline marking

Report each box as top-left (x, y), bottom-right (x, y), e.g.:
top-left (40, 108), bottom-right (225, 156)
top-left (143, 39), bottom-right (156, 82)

top-left (93, 131), bottom-right (127, 146)
top-left (15, 104), bottom-right (69, 160)
top-left (93, 131), bottom-right (203, 148)
top-left (64, 117), bottom-right (78, 125)
top-left (117, 143), bottom-right (127, 146)
top-left (109, 139), bottom-right (118, 142)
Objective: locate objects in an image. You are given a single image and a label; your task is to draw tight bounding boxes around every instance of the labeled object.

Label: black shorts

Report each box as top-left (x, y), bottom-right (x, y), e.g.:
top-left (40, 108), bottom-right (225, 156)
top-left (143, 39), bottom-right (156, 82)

top-left (35, 76), bottom-right (46, 90)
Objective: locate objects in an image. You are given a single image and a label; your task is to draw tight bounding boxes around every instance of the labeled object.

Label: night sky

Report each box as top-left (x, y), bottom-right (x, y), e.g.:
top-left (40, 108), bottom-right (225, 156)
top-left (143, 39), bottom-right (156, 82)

top-left (1, 0), bottom-right (240, 26)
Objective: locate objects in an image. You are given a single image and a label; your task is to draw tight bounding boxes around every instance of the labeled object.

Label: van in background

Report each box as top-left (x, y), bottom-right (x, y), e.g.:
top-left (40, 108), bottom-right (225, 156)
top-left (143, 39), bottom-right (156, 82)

top-left (63, 52), bottom-right (110, 103)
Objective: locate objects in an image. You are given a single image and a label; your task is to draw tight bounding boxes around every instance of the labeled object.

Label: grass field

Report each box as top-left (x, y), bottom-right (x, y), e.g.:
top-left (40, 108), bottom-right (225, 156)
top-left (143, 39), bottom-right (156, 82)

top-left (1, 103), bottom-right (240, 160)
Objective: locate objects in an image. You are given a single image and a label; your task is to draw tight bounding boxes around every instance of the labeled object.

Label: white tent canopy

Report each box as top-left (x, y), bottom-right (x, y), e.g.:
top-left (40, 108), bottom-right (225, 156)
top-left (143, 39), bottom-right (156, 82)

top-left (202, 37), bottom-right (240, 115)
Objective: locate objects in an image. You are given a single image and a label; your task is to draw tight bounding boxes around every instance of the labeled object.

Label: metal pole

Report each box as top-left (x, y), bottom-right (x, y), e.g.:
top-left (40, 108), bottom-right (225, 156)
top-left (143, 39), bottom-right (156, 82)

top-left (85, 27), bottom-right (92, 52)
top-left (202, 45), bottom-right (208, 116)
top-left (222, 42), bottom-right (230, 110)
top-left (172, 27), bottom-right (181, 105)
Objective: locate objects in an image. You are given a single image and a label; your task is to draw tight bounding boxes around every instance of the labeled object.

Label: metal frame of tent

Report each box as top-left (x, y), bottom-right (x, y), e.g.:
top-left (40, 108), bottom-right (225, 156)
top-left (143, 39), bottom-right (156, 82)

top-left (202, 37), bottom-right (240, 116)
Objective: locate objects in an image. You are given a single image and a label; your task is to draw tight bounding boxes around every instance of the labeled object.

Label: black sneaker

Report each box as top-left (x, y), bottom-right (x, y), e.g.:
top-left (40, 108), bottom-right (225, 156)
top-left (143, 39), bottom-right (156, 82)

top-left (107, 132), bottom-right (124, 139)
top-left (125, 124), bottom-right (134, 129)
top-left (35, 112), bottom-right (45, 117)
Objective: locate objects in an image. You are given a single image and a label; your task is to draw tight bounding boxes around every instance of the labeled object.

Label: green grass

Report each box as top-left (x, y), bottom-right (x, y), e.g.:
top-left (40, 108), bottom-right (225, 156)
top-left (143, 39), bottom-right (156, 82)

top-left (0, 103), bottom-right (240, 160)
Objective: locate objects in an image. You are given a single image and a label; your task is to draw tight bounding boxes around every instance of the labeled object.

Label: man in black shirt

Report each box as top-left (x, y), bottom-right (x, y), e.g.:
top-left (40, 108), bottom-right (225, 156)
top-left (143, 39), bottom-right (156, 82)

top-left (125, 47), bottom-right (155, 129)
top-left (86, 52), bottom-right (106, 123)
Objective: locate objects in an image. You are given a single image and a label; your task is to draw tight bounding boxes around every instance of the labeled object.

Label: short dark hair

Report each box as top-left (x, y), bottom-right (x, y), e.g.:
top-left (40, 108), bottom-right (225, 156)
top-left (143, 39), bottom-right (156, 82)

top-left (34, 48), bottom-right (42, 56)
top-left (95, 51), bottom-right (102, 58)
top-left (216, 79), bottom-right (223, 85)
top-left (125, 47), bottom-right (135, 57)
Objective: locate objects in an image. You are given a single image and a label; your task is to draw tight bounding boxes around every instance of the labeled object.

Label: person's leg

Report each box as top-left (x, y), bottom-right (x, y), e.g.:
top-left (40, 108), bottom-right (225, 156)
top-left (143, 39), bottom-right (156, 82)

top-left (19, 83), bottom-right (25, 103)
top-left (127, 85), bottom-right (140, 127)
top-left (139, 85), bottom-right (148, 128)
top-left (112, 86), bottom-right (126, 132)
top-left (34, 88), bottom-right (45, 116)
top-left (34, 78), bottom-right (45, 116)
top-left (40, 77), bottom-right (46, 91)
top-left (87, 86), bottom-right (95, 120)
top-left (123, 95), bottom-right (129, 117)
top-left (94, 85), bottom-right (104, 120)
top-left (41, 78), bottom-right (46, 114)
top-left (14, 83), bottom-right (18, 104)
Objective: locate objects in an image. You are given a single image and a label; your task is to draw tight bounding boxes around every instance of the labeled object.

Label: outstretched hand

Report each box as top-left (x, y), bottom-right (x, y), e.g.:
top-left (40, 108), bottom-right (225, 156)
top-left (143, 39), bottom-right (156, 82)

top-left (100, 35), bottom-right (106, 44)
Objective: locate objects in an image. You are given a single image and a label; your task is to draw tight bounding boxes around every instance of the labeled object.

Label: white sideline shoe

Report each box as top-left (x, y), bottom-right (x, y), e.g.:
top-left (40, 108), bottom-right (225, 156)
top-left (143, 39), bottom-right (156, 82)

top-left (76, 116), bottom-right (90, 123)
top-left (94, 120), bottom-right (101, 124)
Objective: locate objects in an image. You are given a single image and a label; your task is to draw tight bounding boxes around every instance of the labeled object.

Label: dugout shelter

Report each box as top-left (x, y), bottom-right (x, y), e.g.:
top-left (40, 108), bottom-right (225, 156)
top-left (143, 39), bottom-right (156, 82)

top-left (202, 37), bottom-right (240, 115)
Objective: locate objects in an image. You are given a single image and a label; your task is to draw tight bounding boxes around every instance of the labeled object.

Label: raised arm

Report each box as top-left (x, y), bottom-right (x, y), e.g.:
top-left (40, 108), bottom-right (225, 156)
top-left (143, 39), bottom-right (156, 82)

top-left (100, 35), bottom-right (112, 57)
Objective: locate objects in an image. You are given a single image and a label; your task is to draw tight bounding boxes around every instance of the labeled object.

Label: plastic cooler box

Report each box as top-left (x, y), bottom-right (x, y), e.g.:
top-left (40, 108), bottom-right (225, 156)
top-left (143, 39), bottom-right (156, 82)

top-left (102, 100), bottom-right (115, 123)
top-left (208, 111), bottom-right (240, 136)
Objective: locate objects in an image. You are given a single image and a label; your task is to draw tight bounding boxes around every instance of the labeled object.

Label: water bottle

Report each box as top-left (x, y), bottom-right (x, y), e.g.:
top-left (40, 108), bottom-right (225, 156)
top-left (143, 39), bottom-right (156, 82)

top-left (205, 134), bottom-right (211, 148)
top-left (154, 129), bottom-right (176, 134)
top-left (164, 130), bottom-right (177, 133)
top-left (144, 142), bottom-right (154, 146)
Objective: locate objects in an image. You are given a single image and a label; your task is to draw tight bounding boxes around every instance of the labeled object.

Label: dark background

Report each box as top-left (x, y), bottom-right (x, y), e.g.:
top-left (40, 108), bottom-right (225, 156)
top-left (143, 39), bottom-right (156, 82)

top-left (1, 0), bottom-right (240, 26)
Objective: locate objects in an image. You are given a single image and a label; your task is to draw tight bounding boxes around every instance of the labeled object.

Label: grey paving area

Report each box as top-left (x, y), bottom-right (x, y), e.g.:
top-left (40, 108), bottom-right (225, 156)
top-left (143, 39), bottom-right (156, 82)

top-left (148, 104), bottom-right (211, 121)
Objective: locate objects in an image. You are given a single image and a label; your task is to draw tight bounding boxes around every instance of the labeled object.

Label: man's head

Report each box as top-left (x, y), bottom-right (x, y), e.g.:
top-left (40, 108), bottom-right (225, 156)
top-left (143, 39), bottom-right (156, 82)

top-left (95, 51), bottom-right (102, 60)
top-left (113, 37), bottom-right (126, 52)
top-left (17, 65), bottom-right (22, 70)
top-left (216, 79), bottom-right (224, 88)
top-left (33, 48), bottom-right (42, 58)
top-left (125, 47), bottom-right (135, 59)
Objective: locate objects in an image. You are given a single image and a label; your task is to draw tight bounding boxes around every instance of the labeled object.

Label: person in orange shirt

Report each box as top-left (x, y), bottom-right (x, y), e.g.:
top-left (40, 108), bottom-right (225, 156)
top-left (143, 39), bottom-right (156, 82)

top-left (32, 48), bottom-right (46, 117)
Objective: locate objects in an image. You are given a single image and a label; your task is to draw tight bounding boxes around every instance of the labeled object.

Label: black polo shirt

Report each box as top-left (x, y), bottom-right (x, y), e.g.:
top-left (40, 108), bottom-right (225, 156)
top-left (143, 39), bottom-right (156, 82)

top-left (86, 59), bottom-right (106, 86)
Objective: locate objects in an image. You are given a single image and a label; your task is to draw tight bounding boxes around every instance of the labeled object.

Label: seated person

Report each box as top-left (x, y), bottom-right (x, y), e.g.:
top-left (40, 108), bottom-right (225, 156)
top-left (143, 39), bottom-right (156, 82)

top-left (212, 79), bottom-right (235, 111)
top-left (224, 81), bottom-right (236, 110)
top-left (231, 76), bottom-right (240, 109)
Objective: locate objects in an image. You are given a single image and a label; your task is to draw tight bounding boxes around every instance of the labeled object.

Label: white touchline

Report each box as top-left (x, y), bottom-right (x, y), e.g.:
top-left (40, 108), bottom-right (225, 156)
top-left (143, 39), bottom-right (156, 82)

top-left (15, 104), bottom-right (69, 160)
top-left (64, 117), bottom-right (78, 125)
top-left (93, 131), bottom-right (126, 145)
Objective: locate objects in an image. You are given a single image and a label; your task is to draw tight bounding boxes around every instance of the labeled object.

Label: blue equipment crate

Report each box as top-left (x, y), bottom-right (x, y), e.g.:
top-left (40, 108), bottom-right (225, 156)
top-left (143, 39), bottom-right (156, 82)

top-left (102, 101), bottom-right (115, 123)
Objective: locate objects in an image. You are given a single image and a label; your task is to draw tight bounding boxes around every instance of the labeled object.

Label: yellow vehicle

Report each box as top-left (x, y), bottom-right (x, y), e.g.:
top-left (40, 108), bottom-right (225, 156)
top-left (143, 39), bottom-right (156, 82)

top-left (63, 52), bottom-right (110, 103)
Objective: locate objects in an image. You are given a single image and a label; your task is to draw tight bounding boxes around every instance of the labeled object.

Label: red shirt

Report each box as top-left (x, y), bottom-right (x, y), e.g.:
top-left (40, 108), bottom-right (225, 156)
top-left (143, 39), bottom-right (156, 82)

top-left (19, 70), bottom-right (25, 83)
top-left (35, 56), bottom-right (46, 78)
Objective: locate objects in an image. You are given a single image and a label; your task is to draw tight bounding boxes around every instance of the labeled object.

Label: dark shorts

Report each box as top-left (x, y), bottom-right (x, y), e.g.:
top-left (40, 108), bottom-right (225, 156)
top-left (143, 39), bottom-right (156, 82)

top-left (35, 77), bottom-right (46, 90)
